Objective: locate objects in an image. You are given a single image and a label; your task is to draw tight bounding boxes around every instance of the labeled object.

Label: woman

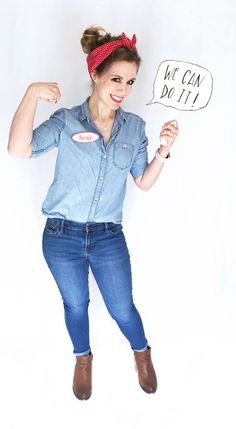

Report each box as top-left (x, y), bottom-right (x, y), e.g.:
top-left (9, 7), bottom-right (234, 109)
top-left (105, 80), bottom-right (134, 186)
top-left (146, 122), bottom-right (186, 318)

top-left (8, 26), bottom-right (178, 400)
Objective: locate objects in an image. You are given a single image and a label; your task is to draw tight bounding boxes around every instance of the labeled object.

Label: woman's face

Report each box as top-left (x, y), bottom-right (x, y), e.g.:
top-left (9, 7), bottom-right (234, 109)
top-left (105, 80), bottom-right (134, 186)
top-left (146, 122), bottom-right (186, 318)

top-left (91, 61), bottom-right (138, 110)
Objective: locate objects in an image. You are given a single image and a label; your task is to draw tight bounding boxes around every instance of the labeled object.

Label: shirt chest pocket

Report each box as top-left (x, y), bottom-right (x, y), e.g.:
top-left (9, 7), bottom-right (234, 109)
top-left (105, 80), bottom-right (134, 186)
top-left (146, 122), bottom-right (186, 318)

top-left (113, 142), bottom-right (134, 170)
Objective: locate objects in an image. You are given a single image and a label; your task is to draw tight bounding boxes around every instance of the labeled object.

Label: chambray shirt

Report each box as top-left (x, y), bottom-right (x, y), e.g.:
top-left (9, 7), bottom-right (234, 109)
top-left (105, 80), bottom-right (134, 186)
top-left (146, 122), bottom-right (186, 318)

top-left (31, 98), bottom-right (148, 223)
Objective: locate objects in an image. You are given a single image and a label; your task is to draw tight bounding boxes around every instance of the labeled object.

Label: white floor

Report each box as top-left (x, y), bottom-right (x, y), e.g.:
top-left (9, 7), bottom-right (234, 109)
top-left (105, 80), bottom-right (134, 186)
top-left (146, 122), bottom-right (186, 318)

top-left (1, 293), bottom-right (235, 429)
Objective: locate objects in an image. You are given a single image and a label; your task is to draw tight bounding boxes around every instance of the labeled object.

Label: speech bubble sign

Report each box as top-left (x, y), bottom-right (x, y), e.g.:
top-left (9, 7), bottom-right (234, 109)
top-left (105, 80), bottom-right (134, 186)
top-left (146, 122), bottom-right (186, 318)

top-left (147, 60), bottom-right (213, 111)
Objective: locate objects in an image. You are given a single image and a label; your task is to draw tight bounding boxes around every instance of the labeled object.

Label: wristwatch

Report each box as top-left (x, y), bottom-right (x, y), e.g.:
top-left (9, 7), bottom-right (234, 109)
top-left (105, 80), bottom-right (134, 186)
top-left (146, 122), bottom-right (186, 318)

top-left (155, 149), bottom-right (170, 163)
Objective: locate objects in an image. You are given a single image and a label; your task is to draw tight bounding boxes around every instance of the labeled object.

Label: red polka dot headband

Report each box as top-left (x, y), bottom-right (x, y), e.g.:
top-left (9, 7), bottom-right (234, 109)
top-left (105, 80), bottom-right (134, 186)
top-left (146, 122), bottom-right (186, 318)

top-left (87, 32), bottom-right (137, 76)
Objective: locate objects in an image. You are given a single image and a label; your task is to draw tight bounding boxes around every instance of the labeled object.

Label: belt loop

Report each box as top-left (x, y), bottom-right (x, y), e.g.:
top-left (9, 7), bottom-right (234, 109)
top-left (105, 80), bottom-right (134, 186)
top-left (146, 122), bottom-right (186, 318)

top-left (105, 222), bottom-right (108, 232)
top-left (60, 219), bottom-right (65, 233)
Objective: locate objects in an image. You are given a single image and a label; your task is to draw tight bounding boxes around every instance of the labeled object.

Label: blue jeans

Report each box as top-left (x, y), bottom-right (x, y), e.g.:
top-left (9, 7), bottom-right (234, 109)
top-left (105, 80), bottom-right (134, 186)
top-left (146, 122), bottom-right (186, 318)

top-left (42, 218), bottom-right (148, 355)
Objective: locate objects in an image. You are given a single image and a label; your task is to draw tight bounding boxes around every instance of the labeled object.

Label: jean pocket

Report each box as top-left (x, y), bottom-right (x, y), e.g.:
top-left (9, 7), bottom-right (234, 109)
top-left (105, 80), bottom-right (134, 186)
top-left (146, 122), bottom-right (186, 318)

top-left (107, 223), bottom-right (122, 235)
top-left (113, 142), bottom-right (134, 169)
top-left (44, 218), bottom-right (62, 235)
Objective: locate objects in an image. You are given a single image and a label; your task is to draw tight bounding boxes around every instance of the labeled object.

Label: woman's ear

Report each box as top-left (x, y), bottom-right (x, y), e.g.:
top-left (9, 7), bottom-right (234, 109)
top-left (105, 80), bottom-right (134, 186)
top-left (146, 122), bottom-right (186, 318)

top-left (91, 70), bottom-right (97, 83)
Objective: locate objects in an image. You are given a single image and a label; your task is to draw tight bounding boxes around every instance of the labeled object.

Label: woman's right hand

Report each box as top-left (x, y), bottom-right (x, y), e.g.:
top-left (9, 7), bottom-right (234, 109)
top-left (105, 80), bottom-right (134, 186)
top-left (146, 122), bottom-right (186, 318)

top-left (27, 82), bottom-right (61, 103)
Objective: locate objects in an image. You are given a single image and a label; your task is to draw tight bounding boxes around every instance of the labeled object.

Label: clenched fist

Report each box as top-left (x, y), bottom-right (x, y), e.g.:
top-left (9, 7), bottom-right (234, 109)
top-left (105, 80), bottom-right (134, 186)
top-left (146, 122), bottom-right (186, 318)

top-left (27, 82), bottom-right (61, 104)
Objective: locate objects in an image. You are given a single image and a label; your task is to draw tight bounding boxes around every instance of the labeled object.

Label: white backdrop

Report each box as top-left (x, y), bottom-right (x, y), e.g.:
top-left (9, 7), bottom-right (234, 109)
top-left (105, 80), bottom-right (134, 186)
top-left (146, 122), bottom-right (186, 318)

top-left (1, 0), bottom-right (236, 428)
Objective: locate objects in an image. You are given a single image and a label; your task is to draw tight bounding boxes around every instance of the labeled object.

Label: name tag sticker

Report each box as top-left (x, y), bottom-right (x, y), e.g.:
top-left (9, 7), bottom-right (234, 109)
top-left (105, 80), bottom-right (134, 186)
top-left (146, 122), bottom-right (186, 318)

top-left (72, 132), bottom-right (99, 143)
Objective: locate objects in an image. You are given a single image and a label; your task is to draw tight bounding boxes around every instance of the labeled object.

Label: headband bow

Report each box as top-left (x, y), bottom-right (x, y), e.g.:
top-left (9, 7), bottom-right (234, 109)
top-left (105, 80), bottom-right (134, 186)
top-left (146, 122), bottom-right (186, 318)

top-left (87, 32), bottom-right (137, 76)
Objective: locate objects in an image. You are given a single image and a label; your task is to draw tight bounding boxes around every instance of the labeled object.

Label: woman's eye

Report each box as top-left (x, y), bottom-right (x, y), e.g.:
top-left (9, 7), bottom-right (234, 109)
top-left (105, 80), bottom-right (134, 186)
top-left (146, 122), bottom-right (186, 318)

top-left (112, 77), bottom-right (121, 83)
top-left (127, 80), bottom-right (135, 86)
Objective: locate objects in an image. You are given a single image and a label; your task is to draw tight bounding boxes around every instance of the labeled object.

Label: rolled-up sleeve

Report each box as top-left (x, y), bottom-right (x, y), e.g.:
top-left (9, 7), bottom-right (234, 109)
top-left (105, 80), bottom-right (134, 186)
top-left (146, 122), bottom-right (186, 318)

top-left (30, 108), bottom-right (65, 158)
top-left (130, 120), bottom-right (149, 178)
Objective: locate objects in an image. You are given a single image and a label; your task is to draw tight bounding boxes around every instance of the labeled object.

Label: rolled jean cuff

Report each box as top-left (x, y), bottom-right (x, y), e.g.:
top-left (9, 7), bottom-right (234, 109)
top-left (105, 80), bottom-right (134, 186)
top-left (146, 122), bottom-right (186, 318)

top-left (133, 342), bottom-right (148, 353)
top-left (74, 348), bottom-right (91, 357)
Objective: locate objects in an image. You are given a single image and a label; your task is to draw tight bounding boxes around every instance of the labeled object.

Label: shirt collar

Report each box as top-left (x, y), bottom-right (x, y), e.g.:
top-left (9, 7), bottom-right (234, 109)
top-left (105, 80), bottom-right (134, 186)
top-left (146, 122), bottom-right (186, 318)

top-left (78, 97), bottom-right (128, 125)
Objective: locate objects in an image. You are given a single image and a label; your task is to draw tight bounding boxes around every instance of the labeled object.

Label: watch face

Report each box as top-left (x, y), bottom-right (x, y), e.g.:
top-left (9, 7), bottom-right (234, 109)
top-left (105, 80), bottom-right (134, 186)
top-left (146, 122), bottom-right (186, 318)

top-left (156, 150), bottom-right (170, 162)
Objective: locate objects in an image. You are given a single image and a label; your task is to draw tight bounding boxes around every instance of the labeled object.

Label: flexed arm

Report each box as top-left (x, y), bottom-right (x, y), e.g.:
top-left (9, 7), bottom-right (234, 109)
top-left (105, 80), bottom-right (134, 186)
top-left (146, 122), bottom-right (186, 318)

top-left (8, 82), bottom-right (61, 158)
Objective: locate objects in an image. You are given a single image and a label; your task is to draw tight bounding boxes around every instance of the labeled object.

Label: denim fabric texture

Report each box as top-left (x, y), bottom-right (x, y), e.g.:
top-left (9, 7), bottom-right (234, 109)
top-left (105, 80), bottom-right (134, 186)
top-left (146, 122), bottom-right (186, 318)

top-left (42, 218), bottom-right (148, 355)
top-left (31, 98), bottom-right (149, 223)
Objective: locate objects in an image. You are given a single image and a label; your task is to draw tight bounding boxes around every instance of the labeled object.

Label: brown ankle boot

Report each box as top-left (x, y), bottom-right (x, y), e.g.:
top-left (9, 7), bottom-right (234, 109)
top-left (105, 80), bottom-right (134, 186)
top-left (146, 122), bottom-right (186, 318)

top-left (134, 346), bottom-right (157, 393)
top-left (73, 353), bottom-right (93, 400)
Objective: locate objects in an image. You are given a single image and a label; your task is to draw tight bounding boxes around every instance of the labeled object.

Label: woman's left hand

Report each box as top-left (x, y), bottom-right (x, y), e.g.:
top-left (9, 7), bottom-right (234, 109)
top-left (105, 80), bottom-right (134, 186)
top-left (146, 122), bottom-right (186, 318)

top-left (159, 120), bottom-right (179, 154)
